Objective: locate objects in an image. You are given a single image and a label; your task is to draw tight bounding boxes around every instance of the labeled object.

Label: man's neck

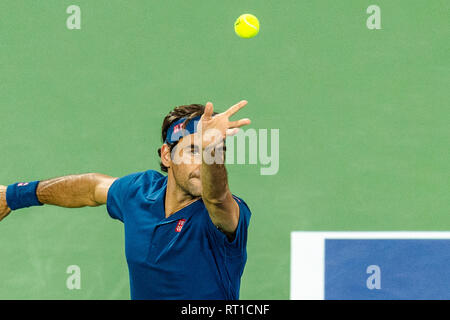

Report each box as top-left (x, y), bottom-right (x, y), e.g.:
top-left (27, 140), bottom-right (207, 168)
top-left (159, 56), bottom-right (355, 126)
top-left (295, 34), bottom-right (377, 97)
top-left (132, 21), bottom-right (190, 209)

top-left (165, 174), bottom-right (200, 218)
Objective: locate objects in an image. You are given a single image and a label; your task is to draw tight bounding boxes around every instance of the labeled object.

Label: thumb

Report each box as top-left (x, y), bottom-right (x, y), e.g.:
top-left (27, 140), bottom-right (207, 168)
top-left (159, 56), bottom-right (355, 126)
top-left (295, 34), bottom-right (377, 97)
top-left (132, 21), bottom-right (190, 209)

top-left (203, 102), bottom-right (214, 120)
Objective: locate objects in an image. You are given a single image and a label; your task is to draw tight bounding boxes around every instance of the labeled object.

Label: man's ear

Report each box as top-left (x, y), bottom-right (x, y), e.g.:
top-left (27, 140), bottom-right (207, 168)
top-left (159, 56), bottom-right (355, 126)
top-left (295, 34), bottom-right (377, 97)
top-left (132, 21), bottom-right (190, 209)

top-left (160, 144), bottom-right (172, 169)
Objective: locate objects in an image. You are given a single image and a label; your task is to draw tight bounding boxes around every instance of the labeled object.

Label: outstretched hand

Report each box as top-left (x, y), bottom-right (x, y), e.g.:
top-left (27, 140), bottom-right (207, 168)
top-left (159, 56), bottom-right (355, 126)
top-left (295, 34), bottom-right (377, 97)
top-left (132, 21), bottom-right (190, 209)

top-left (198, 100), bottom-right (251, 149)
top-left (0, 185), bottom-right (11, 222)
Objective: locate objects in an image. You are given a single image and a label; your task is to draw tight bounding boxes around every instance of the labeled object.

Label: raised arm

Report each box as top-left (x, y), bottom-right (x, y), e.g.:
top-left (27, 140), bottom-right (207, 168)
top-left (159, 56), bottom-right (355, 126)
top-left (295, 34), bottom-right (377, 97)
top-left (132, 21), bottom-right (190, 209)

top-left (198, 101), bottom-right (251, 239)
top-left (0, 173), bottom-right (117, 222)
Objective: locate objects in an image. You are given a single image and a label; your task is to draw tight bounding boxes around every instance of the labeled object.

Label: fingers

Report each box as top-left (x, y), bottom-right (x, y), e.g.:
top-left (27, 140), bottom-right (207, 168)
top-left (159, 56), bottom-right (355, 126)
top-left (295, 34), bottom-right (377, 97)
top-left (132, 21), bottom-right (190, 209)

top-left (203, 102), bottom-right (214, 120)
top-left (228, 118), bottom-right (251, 128)
top-left (226, 128), bottom-right (240, 136)
top-left (225, 100), bottom-right (248, 117)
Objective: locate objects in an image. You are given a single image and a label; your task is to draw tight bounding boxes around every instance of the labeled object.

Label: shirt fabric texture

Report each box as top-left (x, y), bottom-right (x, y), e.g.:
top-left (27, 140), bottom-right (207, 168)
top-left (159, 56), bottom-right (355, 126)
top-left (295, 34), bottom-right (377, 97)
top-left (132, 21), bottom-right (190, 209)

top-left (106, 169), bottom-right (251, 300)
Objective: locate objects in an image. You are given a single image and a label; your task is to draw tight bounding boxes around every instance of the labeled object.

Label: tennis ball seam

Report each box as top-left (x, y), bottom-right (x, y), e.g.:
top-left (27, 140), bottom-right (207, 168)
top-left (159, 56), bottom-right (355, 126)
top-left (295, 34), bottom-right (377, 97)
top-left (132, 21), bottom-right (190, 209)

top-left (243, 16), bottom-right (258, 30)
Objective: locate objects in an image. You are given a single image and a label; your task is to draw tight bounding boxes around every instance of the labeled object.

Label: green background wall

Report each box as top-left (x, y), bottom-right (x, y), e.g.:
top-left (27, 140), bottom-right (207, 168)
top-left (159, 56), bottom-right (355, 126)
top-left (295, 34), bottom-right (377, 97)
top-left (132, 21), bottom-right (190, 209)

top-left (0, 0), bottom-right (448, 299)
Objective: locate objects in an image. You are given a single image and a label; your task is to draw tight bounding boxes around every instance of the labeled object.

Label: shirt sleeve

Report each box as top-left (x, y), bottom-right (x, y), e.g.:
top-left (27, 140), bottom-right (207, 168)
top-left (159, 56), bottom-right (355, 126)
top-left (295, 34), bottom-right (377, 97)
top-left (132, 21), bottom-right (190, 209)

top-left (207, 194), bottom-right (252, 256)
top-left (106, 171), bottom-right (143, 222)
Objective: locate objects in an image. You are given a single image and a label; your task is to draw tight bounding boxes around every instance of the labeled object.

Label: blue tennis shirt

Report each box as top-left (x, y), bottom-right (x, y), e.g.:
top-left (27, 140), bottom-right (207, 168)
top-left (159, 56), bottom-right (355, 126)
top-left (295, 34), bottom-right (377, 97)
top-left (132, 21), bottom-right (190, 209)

top-left (106, 169), bottom-right (251, 300)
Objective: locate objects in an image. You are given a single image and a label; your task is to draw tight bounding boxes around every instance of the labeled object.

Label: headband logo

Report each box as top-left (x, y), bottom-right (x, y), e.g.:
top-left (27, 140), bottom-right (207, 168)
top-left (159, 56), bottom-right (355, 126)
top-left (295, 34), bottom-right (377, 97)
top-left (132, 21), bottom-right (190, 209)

top-left (173, 123), bottom-right (184, 134)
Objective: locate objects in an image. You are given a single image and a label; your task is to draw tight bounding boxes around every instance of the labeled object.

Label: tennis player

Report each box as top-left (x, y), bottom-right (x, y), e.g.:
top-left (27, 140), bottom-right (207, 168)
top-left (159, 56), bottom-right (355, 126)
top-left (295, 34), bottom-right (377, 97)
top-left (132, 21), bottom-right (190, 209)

top-left (0, 100), bottom-right (252, 300)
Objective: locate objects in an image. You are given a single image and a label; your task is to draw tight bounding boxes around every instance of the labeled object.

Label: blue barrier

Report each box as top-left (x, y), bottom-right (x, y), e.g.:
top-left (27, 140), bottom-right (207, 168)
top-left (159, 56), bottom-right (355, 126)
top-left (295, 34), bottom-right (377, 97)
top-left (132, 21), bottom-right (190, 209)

top-left (325, 239), bottom-right (450, 300)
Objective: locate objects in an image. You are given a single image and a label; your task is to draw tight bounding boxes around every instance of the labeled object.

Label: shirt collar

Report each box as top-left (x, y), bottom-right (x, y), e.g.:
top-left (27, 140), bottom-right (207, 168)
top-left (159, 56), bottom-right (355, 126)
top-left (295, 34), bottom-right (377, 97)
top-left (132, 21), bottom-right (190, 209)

top-left (145, 176), bottom-right (167, 202)
top-left (147, 177), bottom-right (206, 222)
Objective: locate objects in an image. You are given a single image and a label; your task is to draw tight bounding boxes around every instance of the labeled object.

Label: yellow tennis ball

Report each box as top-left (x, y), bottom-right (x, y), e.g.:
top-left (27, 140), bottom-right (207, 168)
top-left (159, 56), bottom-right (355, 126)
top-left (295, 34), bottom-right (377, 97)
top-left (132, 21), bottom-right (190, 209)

top-left (234, 14), bottom-right (259, 39)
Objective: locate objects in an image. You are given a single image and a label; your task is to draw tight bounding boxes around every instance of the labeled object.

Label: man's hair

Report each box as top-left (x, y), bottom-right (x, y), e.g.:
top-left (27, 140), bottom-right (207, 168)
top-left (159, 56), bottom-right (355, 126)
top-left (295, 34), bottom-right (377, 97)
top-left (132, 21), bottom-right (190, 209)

top-left (158, 104), bottom-right (217, 172)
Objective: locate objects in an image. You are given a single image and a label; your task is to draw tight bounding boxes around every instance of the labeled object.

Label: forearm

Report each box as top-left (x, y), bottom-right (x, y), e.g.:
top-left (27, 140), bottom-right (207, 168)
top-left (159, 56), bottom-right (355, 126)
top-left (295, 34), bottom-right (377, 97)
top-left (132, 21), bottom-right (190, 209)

top-left (0, 186), bottom-right (12, 221)
top-left (37, 173), bottom-right (100, 208)
top-left (201, 144), bottom-right (229, 203)
top-left (201, 144), bottom-right (239, 236)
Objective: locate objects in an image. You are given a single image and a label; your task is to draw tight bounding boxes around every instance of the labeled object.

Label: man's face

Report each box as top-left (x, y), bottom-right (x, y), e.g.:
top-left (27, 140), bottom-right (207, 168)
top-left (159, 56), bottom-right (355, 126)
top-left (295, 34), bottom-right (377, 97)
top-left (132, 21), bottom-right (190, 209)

top-left (169, 134), bottom-right (203, 197)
